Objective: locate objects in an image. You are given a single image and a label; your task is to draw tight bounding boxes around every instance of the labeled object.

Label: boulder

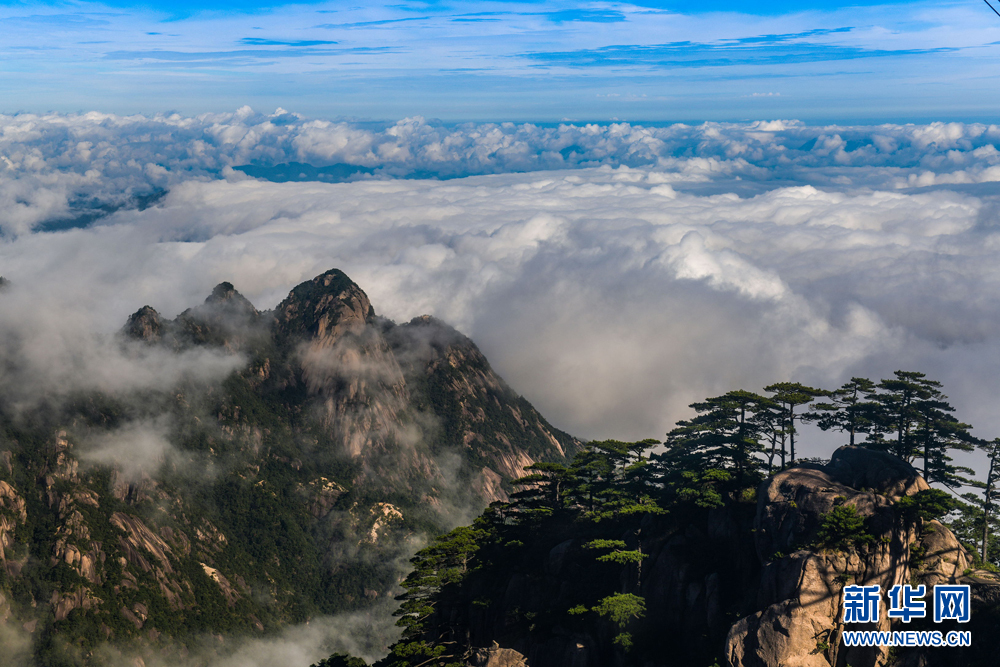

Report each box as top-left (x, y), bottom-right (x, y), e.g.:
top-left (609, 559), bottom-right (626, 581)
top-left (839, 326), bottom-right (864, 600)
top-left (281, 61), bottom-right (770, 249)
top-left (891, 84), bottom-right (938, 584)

top-left (825, 447), bottom-right (929, 500)
top-left (727, 446), bottom-right (956, 667)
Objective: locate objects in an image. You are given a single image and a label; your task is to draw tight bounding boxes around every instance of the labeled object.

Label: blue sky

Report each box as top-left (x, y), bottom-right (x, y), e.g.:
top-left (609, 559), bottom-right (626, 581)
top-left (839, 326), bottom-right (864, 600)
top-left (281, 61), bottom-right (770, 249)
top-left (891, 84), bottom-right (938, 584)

top-left (1, 0), bottom-right (1000, 121)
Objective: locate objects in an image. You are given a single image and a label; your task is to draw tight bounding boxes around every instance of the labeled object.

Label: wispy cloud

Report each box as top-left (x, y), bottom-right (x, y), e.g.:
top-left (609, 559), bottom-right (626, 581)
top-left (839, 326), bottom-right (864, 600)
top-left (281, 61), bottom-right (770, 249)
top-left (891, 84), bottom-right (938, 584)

top-left (2, 1), bottom-right (1000, 121)
top-left (0, 13), bottom-right (112, 28)
top-left (523, 37), bottom-right (956, 69)
top-left (239, 37), bottom-right (338, 46)
top-left (314, 16), bottom-right (430, 29)
top-left (538, 9), bottom-right (627, 23)
top-left (103, 46), bottom-right (397, 63)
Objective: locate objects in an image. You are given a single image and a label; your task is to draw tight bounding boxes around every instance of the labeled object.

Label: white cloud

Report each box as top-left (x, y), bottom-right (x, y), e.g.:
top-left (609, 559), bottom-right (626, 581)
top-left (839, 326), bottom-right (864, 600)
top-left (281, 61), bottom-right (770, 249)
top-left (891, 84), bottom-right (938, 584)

top-left (5, 135), bottom-right (1000, 454)
top-left (0, 256), bottom-right (245, 412)
top-left (80, 417), bottom-right (177, 481)
top-left (6, 112), bottom-right (1000, 240)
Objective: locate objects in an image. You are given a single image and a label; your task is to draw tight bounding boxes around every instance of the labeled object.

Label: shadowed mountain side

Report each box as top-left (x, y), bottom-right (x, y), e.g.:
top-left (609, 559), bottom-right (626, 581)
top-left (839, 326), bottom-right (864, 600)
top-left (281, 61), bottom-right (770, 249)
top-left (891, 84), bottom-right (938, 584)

top-left (0, 269), bottom-right (578, 666)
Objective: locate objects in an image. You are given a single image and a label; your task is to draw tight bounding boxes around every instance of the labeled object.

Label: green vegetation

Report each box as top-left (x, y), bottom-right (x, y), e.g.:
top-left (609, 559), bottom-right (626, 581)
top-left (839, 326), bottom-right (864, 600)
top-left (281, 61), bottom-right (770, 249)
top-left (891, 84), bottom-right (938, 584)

top-left (815, 505), bottom-right (873, 551)
top-left (374, 438), bottom-right (677, 667)
top-left (896, 489), bottom-right (958, 522)
top-left (593, 593), bottom-right (646, 650)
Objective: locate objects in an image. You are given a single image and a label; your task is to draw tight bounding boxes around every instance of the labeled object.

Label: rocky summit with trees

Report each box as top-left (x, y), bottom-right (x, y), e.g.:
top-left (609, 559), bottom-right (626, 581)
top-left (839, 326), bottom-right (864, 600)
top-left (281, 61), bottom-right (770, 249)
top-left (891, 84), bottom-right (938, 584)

top-left (319, 371), bottom-right (1000, 667)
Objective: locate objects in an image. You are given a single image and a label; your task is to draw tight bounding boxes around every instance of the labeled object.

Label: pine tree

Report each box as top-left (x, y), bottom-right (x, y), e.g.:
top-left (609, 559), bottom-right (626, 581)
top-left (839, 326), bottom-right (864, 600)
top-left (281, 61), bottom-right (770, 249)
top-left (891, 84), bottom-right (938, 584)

top-left (564, 447), bottom-right (614, 515)
top-left (662, 390), bottom-right (774, 486)
top-left (753, 399), bottom-right (786, 474)
top-left (509, 462), bottom-right (572, 515)
top-left (982, 439), bottom-right (1000, 563)
top-left (865, 371), bottom-right (974, 485)
top-left (763, 382), bottom-right (827, 466)
top-left (962, 439), bottom-right (1000, 564)
top-left (810, 377), bottom-right (877, 447)
top-left (387, 526), bottom-right (486, 667)
top-left (564, 440), bottom-right (663, 521)
top-left (916, 414), bottom-right (975, 488)
top-left (871, 371), bottom-right (940, 462)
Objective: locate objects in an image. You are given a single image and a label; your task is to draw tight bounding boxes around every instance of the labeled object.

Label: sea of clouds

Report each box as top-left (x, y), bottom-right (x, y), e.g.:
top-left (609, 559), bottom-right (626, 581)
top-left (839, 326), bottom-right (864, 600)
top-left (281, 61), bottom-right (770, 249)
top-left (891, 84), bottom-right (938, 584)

top-left (4, 107), bottom-right (1000, 665)
top-left (3, 108), bottom-right (1000, 458)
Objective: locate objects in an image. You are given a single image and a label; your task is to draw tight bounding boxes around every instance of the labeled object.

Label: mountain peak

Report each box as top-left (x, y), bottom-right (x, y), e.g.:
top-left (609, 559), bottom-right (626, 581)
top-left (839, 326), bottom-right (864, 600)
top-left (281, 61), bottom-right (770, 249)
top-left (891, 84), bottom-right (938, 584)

top-left (198, 281), bottom-right (259, 315)
top-left (273, 269), bottom-right (375, 345)
top-left (122, 305), bottom-right (163, 342)
top-left (170, 282), bottom-right (262, 350)
top-left (208, 281), bottom-right (238, 302)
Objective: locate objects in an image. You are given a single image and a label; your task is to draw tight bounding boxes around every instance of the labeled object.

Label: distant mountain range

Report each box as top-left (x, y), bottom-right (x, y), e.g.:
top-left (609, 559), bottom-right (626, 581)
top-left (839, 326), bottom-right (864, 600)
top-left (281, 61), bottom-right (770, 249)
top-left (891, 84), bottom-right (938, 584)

top-left (0, 268), bottom-right (578, 666)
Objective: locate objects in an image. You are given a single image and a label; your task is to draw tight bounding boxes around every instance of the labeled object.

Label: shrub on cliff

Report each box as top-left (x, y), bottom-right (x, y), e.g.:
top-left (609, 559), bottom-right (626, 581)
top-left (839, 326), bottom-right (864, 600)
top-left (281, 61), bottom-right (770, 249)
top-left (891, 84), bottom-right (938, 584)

top-left (816, 505), bottom-right (873, 551)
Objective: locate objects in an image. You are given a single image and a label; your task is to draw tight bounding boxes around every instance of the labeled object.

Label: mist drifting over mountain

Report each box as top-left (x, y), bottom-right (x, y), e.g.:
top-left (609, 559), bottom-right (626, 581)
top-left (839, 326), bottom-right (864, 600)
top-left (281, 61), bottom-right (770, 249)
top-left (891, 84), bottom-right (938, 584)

top-left (2, 111), bottom-right (1000, 453)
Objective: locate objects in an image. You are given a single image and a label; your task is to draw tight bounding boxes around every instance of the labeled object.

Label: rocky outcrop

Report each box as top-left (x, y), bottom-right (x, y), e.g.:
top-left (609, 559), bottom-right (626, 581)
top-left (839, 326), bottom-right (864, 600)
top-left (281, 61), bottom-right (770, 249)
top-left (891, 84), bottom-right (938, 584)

top-left (305, 477), bottom-right (347, 518)
top-left (122, 306), bottom-right (163, 342)
top-left (272, 268), bottom-right (373, 346)
top-left (0, 480), bottom-right (26, 569)
top-left (824, 447), bottom-right (930, 501)
top-left (173, 281), bottom-right (264, 351)
top-left (123, 281), bottom-right (265, 351)
top-left (725, 447), bottom-right (997, 667)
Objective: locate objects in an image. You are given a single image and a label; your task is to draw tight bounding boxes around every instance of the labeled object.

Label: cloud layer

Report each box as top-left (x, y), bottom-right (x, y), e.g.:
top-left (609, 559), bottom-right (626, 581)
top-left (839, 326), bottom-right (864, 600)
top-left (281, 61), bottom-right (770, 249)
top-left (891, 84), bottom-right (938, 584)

top-left (3, 109), bottom-right (1000, 663)
top-left (4, 109), bottom-right (1000, 236)
top-left (4, 112), bottom-right (1000, 460)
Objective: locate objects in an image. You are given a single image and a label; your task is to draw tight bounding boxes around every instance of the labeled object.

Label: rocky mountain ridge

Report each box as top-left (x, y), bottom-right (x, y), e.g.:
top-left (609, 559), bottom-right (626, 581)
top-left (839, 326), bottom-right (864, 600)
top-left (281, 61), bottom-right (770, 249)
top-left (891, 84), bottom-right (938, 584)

top-left (0, 268), bottom-right (578, 666)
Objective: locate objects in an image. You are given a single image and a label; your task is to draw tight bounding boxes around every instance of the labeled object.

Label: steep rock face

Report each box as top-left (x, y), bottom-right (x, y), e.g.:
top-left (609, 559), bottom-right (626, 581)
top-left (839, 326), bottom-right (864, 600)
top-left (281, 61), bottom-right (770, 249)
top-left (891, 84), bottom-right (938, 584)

top-left (387, 315), bottom-right (575, 502)
top-left (418, 500), bottom-right (760, 667)
top-left (281, 276), bottom-right (412, 468)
